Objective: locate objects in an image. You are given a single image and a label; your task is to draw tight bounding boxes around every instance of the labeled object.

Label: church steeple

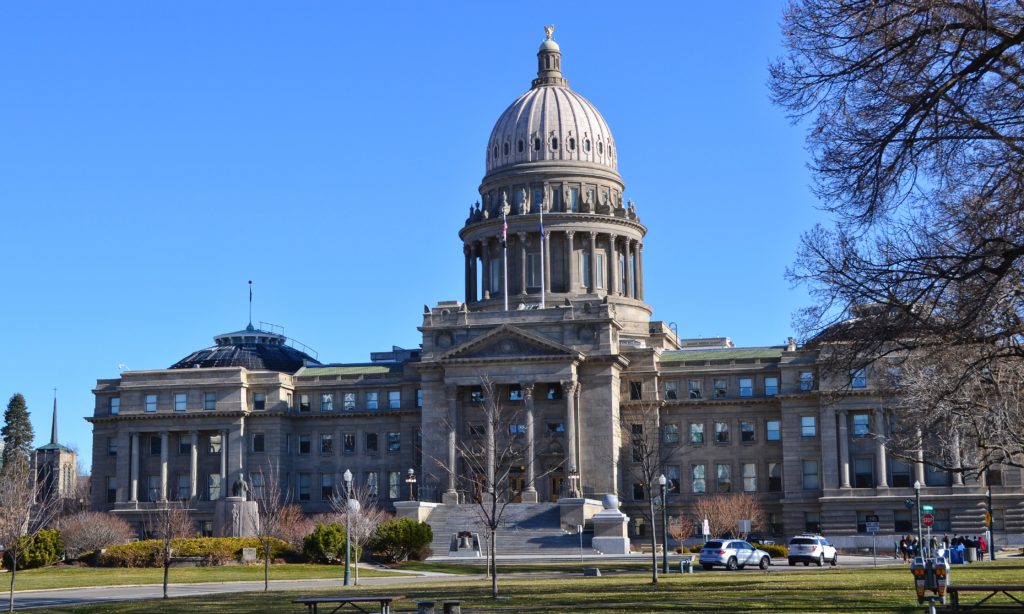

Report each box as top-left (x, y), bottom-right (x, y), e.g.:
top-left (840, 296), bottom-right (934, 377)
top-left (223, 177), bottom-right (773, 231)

top-left (51, 389), bottom-right (58, 445)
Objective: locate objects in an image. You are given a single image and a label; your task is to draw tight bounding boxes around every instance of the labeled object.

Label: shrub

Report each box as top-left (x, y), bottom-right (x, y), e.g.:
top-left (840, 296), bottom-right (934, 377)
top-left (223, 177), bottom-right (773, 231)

top-left (369, 518), bottom-right (433, 563)
top-left (58, 511), bottom-right (134, 557)
top-left (303, 523), bottom-right (347, 564)
top-left (98, 537), bottom-right (293, 568)
top-left (760, 544), bottom-right (789, 559)
top-left (3, 529), bottom-right (64, 570)
top-left (276, 505), bottom-right (316, 552)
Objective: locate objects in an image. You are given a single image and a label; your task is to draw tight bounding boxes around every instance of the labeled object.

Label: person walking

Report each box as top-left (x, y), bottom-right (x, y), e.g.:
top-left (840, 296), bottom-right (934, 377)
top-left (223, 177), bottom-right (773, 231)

top-left (900, 536), bottom-right (909, 563)
top-left (979, 534), bottom-right (988, 557)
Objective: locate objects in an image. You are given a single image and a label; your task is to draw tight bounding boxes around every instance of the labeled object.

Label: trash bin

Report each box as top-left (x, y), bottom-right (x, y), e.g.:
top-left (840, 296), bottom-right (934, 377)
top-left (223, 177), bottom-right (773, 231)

top-left (680, 559), bottom-right (693, 574)
top-left (967, 547), bottom-right (977, 562)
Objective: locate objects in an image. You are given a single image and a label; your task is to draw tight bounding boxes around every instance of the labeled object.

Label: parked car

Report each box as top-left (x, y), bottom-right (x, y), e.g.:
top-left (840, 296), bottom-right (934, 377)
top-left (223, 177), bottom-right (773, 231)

top-left (788, 534), bottom-right (838, 566)
top-left (699, 539), bottom-right (772, 571)
top-left (747, 533), bottom-right (776, 546)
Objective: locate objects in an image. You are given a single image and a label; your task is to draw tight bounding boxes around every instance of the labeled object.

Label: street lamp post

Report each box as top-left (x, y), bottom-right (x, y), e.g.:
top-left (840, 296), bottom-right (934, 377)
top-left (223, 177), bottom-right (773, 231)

top-left (343, 469), bottom-right (352, 586)
top-left (406, 468), bottom-right (417, 501)
top-left (659, 474), bottom-right (669, 575)
top-left (913, 480), bottom-right (923, 557)
top-left (987, 484), bottom-right (996, 561)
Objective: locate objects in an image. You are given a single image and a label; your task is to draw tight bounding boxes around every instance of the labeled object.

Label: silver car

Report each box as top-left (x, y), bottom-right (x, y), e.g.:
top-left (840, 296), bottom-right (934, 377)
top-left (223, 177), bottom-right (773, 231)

top-left (699, 539), bottom-right (772, 571)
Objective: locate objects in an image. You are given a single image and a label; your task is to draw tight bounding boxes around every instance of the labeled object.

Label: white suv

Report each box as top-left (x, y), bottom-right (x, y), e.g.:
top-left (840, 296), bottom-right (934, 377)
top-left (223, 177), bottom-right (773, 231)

top-left (788, 534), bottom-right (838, 566)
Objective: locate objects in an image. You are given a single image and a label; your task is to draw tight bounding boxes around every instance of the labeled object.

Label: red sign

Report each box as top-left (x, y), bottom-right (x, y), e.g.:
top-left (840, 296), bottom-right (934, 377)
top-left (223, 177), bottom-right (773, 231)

top-left (922, 513), bottom-right (935, 528)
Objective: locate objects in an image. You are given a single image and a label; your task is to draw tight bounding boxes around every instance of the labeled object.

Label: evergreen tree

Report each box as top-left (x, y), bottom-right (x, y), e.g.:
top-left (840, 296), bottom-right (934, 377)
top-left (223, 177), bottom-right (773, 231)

top-left (1, 393), bottom-right (34, 473)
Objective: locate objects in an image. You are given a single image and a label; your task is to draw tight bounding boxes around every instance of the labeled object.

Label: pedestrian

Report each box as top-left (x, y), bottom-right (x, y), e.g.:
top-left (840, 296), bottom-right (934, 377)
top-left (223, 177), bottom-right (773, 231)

top-left (899, 536), bottom-right (908, 562)
top-left (979, 534), bottom-right (988, 556)
top-left (930, 535), bottom-right (938, 554)
top-left (942, 534), bottom-right (950, 550)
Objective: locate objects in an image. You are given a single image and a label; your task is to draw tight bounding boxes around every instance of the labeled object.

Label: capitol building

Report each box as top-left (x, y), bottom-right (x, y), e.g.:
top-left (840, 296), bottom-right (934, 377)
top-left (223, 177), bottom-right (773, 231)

top-left (88, 31), bottom-right (1023, 550)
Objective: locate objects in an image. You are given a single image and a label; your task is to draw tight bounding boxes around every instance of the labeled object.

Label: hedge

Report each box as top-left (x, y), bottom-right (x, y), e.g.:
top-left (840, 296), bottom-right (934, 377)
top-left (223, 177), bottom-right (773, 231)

top-left (99, 537), bottom-right (292, 568)
top-left (2, 530), bottom-right (64, 570)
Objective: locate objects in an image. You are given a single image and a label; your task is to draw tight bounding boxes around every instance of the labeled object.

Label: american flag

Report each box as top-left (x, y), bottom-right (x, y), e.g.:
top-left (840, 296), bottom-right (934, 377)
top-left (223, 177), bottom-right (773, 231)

top-left (501, 208), bottom-right (508, 246)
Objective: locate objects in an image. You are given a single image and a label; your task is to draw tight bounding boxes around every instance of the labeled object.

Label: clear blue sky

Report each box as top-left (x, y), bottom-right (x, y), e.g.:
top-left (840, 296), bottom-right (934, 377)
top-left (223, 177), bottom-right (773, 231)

top-left (0, 1), bottom-right (824, 468)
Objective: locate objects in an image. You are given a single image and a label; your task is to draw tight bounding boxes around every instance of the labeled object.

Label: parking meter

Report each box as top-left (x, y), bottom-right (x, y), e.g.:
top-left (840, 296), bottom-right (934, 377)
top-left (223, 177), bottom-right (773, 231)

top-left (911, 556), bottom-right (951, 605)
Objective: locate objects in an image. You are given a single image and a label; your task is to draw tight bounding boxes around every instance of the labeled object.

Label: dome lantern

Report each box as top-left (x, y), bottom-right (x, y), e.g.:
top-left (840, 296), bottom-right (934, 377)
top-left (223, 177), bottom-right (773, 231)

top-left (532, 25), bottom-right (567, 88)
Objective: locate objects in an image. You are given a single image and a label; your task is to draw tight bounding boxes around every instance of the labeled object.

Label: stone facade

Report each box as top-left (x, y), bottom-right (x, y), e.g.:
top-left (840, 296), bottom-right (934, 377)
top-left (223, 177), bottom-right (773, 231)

top-left (88, 31), bottom-right (1024, 547)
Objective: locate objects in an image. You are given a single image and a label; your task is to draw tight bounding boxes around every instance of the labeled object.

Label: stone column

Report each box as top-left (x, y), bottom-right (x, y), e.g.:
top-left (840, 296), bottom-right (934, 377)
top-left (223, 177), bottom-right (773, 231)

top-left (562, 380), bottom-right (579, 480)
top-left (518, 233), bottom-right (528, 295)
top-left (160, 431), bottom-right (169, 501)
top-left (445, 385), bottom-right (458, 499)
top-left (610, 235), bottom-right (621, 295)
top-left (565, 231), bottom-right (576, 292)
top-left (543, 230), bottom-right (552, 295)
top-left (637, 242), bottom-right (645, 300)
top-left (129, 432), bottom-right (140, 503)
top-left (464, 244), bottom-right (472, 303)
top-left (587, 232), bottom-right (598, 291)
top-left (115, 431), bottom-right (131, 503)
top-left (480, 239), bottom-right (491, 300)
top-left (469, 243), bottom-right (478, 302)
top-left (952, 431), bottom-right (964, 486)
top-left (624, 240), bottom-right (634, 298)
top-left (220, 429), bottom-right (228, 486)
top-left (874, 409), bottom-right (889, 487)
top-left (915, 429), bottom-right (927, 486)
top-left (837, 410), bottom-right (851, 488)
top-left (190, 430), bottom-right (199, 499)
top-left (522, 383), bottom-right (537, 502)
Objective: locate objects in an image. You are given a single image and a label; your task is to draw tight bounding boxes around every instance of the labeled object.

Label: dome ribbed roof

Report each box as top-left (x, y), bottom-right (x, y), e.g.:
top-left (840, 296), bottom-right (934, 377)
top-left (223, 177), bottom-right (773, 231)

top-left (169, 325), bottom-right (319, 373)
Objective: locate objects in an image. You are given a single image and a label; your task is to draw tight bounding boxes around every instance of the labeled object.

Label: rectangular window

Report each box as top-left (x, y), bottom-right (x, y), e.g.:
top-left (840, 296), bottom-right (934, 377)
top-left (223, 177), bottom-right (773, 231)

top-left (628, 381), bottom-right (642, 400)
top-left (208, 474), bottom-right (222, 501)
top-left (298, 434), bottom-right (311, 455)
top-left (366, 432), bottom-right (378, 454)
top-left (177, 475), bottom-right (190, 500)
top-left (526, 253), bottom-right (541, 288)
top-left (546, 384), bottom-right (562, 400)
top-left (714, 421), bottom-right (730, 444)
top-left (299, 394), bottom-right (310, 412)
top-left (253, 392), bottom-right (266, 411)
top-left (630, 423), bottom-right (643, 462)
top-left (690, 422), bottom-right (705, 444)
top-left (387, 431), bottom-right (401, 452)
top-left (713, 378), bottom-right (727, 398)
top-left (768, 462), bottom-right (782, 492)
top-left (508, 423), bottom-right (526, 436)
top-left (801, 415), bottom-right (817, 437)
top-left (851, 368), bottom-right (867, 389)
top-left (366, 391), bottom-right (379, 410)
top-left (110, 397), bottom-right (120, 415)
top-left (508, 385), bottom-right (523, 401)
top-left (766, 420), bottom-right (781, 441)
top-left (467, 423), bottom-right (484, 437)
top-left (856, 511), bottom-right (873, 533)
top-left (470, 386), bottom-right (484, 403)
top-left (853, 413), bottom-right (870, 436)
top-left (388, 390), bottom-right (401, 408)
top-left (799, 370), bottom-right (814, 391)
top-left (890, 459), bottom-right (911, 487)
top-left (932, 509), bottom-right (951, 532)
top-left (174, 393), bottom-right (187, 412)
top-left (366, 471), bottom-right (379, 496)
top-left (287, 392), bottom-right (293, 409)
top-left (343, 392), bottom-right (356, 411)
top-left (802, 460), bottom-right (820, 490)
top-left (320, 393), bottom-right (333, 412)
top-left (106, 476), bottom-right (117, 504)
top-left (740, 421), bottom-right (755, 443)
top-left (987, 468), bottom-right (1003, 486)
top-left (742, 462), bottom-right (757, 492)
top-left (926, 463), bottom-right (952, 486)
top-left (805, 512), bottom-right (821, 534)
top-left (618, 253), bottom-right (626, 294)
top-left (894, 510), bottom-right (913, 532)
top-left (150, 435), bottom-right (162, 455)
top-left (664, 423), bottom-right (680, 444)
top-left (489, 258), bottom-right (500, 295)
top-left (320, 433), bottom-right (333, 455)
top-left (204, 392), bottom-right (216, 411)
top-left (688, 379), bottom-right (702, 399)
top-left (547, 422), bottom-right (564, 435)
top-left (388, 471), bottom-right (401, 499)
top-left (250, 473), bottom-right (264, 500)
top-left (854, 457), bottom-right (874, 488)
top-left (632, 482), bottom-right (645, 501)
top-left (252, 432), bottom-right (265, 453)
top-left (595, 253), bottom-right (605, 289)
top-left (739, 378), bottom-right (753, 397)
top-left (570, 187), bottom-right (580, 212)
top-left (298, 473), bottom-right (310, 502)
top-left (343, 432), bottom-right (355, 454)
top-left (580, 251), bottom-right (591, 287)
top-left (416, 388), bottom-right (423, 408)
top-left (664, 381), bottom-right (678, 400)
top-left (716, 464), bottom-right (732, 492)
top-left (145, 394), bottom-right (157, 413)
top-left (692, 464), bottom-right (706, 493)
top-left (321, 474), bottom-right (334, 501)
top-left (178, 435), bottom-right (190, 455)
top-left (208, 434), bottom-right (222, 454)
top-left (666, 466), bottom-right (680, 493)
top-left (107, 437), bottom-right (118, 456)
top-left (764, 377), bottom-right (779, 397)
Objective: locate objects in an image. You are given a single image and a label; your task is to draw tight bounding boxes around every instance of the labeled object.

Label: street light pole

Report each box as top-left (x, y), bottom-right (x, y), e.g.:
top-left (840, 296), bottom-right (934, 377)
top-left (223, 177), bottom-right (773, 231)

top-left (987, 483), bottom-right (995, 561)
top-left (659, 474), bottom-right (669, 575)
top-left (913, 480), bottom-right (922, 557)
top-left (343, 469), bottom-right (352, 586)
top-left (406, 468), bottom-right (417, 501)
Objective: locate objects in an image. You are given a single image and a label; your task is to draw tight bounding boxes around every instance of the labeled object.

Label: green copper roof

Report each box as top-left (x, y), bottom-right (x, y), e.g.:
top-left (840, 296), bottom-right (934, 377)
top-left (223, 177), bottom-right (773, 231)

top-left (297, 364), bottom-right (399, 377)
top-left (660, 348), bottom-right (784, 363)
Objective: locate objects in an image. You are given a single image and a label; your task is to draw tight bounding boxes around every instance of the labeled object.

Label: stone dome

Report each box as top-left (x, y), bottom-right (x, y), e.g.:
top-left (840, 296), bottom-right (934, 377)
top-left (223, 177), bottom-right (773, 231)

top-left (484, 35), bottom-right (618, 177)
top-left (169, 324), bottom-right (319, 373)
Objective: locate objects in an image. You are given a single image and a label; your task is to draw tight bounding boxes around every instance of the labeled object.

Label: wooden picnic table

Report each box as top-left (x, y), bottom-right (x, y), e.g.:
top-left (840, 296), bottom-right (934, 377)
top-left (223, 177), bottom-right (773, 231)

top-left (293, 595), bottom-right (403, 614)
top-left (947, 585), bottom-right (1024, 611)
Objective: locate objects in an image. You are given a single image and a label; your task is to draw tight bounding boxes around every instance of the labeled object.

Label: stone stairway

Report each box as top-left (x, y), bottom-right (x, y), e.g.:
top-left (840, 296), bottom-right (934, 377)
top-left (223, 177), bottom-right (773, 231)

top-left (426, 502), bottom-right (595, 557)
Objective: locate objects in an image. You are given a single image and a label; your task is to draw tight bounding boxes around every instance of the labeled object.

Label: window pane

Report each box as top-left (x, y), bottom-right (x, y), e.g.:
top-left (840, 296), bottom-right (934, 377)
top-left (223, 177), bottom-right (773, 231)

top-left (801, 416), bottom-right (817, 437)
top-left (690, 423), bottom-right (704, 444)
top-left (739, 378), bottom-right (752, 397)
top-left (692, 464), bottom-right (706, 493)
top-left (766, 420), bottom-right (781, 441)
top-left (742, 463), bottom-right (757, 492)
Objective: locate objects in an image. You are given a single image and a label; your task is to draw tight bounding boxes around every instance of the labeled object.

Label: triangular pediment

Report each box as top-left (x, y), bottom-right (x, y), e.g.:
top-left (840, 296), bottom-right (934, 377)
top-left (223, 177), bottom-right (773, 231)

top-left (441, 325), bottom-right (580, 362)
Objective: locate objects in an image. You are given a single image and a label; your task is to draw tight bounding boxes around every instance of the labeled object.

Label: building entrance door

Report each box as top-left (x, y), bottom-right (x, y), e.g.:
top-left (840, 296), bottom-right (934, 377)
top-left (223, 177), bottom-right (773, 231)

top-left (549, 475), bottom-right (564, 502)
top-left (509, 476), bottom-right (525, 503)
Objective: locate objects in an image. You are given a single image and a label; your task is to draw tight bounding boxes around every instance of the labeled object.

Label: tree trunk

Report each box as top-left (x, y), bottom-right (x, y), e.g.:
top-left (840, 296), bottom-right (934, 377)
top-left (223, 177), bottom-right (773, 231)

top-left (163, 548), bottom-right (170, 599)
top-left (354, 546), bottom-right (360, 585)
top-left (7, 556), bottom-right (17, 613)
top-left (264, 544), bottom-right (269, 591)
top-left (649, 498), bottom-right (658, 584)
top-left (490, 528), bottom-right (498, 598)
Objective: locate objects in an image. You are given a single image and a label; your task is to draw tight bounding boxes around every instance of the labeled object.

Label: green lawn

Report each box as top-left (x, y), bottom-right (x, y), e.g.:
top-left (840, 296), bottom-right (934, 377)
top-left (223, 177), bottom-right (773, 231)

top-left (0, 563), bottom-right (409, 592)
top-left (396, 560), bottom-right (654, 575)
top-left (17, 559), bottom-right (1024, 613)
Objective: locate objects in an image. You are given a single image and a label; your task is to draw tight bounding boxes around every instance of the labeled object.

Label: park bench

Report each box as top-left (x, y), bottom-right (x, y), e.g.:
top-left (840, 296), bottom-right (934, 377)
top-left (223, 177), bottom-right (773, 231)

top-left (946, 585), bottom-right (1024, 611)
top-left (293, 595), bottom-right (402, 614)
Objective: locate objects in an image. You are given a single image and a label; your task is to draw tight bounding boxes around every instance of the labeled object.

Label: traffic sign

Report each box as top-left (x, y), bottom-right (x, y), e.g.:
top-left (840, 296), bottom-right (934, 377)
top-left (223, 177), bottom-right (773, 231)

top-left (866, 521), bottom-right (880, 533)
top-left (866, 514), bottom-right (880, 523)
top-left (923, 505), bottom-right (935, 512)
top-left (984, 512), bottom-right (992, 527)
top-left (922, 513), bottom-right (935, 528)
top-left (904, 498), bottom-right (916, 509)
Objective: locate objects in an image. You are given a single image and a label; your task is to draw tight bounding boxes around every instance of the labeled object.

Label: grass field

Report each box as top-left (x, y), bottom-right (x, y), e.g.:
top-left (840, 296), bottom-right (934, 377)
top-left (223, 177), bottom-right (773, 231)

top-left (12, 559), bottom-right (1024, 613)
top-left (0, 563), bottom-right (408, 592)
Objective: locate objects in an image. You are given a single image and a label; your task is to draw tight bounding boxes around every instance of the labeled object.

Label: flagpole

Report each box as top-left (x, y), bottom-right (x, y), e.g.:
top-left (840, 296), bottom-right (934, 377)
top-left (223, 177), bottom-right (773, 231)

top-left (502, 208), bottom-right (509, 311)
top-left (539, 202), bottom-right (546, 309)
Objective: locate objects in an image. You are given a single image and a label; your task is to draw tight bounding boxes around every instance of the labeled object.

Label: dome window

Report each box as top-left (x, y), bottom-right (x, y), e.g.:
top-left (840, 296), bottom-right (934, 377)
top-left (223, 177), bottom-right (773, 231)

top-left (493, 146), bottom-right (498, 159)
top-left (568, 137), bottom-right (576, 151)
top-left (551, 137), bottom-right (559, 150)
top-left (534, 138), bottom-right (541, 151)
top-left (584, 139), bottom-right (591, 153)
top-left (517, 139), bottom-right (524, 153)
top-left (598, 141), bottom-right (604, 154)
top-left (503, 142), bottom-right (510, 156)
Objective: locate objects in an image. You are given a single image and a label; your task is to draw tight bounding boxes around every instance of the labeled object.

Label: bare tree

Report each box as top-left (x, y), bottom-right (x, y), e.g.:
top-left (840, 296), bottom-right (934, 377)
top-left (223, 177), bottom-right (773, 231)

top-left (57, 511), bottom-right (133, 558)
top-left (247, 462), bottom-right (288, 591)
top-left (668, 515), bottom-right (695, 551)
top-left (690, 493), bottom-right (766, 541)
top-left (0, 463), bottom-right (61, 613)
top-left (275, 504), bottom-right (314, 553)
top-left (769, 0), bottom-right (1024, 464)
top-left (330, 484), bottom-right (390, 585)
top-left (145, 500), bottom-right (196, 599)
top-left (620, 400), bottom-right (683, 585)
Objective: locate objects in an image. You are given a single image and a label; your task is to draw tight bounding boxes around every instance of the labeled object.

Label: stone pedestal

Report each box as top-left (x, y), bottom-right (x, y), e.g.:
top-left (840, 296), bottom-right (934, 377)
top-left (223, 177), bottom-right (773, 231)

top-left (442, 491), bottom-right (460, 505)
top-left (521, 489), bottom-right (538, 503)
top-left (591, 508), bottom-right (631, 555)
top-left (394, 501), bottom-right (439, 523)
top-left (214, 497), bottom-right (259, 537)
top-left (557, 497), bottom-right (603, 532)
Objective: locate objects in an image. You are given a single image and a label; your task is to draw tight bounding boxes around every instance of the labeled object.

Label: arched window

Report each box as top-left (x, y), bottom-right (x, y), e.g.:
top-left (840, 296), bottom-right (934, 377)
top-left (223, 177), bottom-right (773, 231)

top-left (568, 137), bottom-right (576, 151)
top-left (584, 139), bottom-right (591, 152)
top-left (546, 56), bottom-right (551, 69)
top-left (493, 146), bottom-right (498, 159)
top-left (503, 142), bottom-right (510, 155)
top-left (551, 137), bottom-right (559, 150)
top-left (534, 137), bottom-right (541, 151)
top-left (517, 139), bottom-right (524, 153)
top-left (598, 141), bottom-right (604, 155)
